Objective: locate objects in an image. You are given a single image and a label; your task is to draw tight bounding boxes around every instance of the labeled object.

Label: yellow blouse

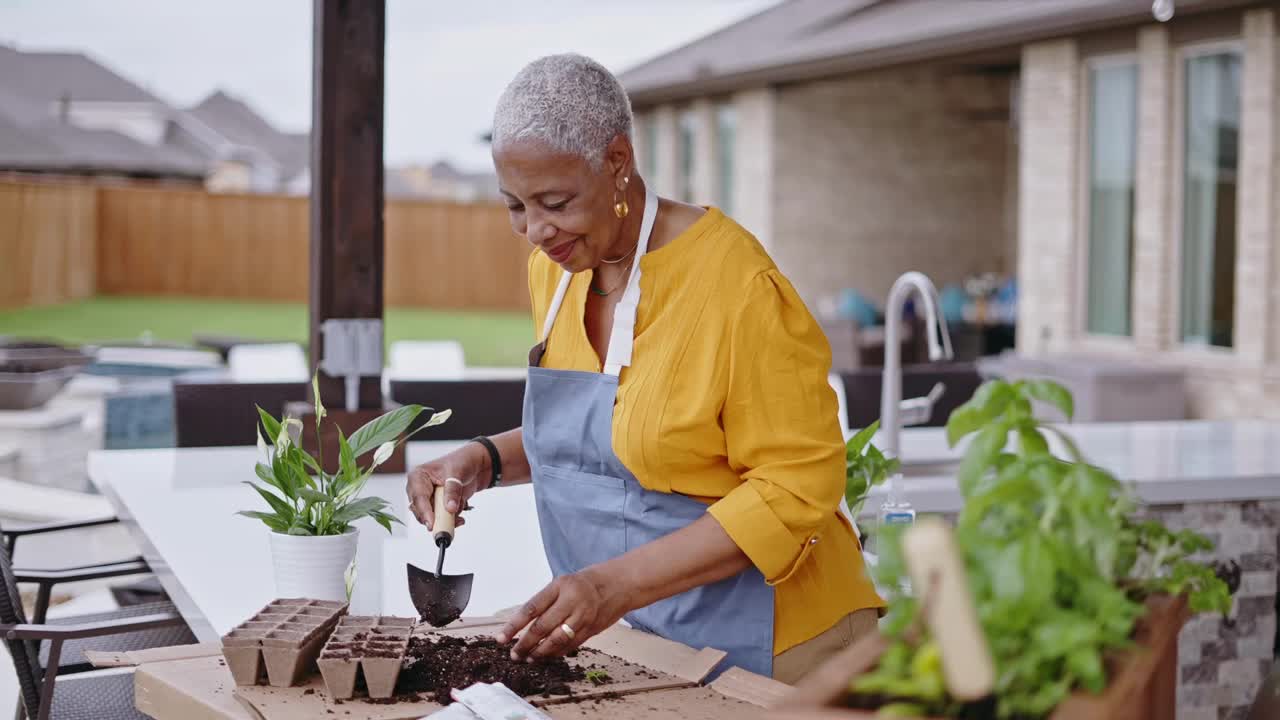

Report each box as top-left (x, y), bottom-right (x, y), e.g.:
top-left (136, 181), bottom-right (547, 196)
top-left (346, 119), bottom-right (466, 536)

top-left (527, 208), bottom-right (883, 654)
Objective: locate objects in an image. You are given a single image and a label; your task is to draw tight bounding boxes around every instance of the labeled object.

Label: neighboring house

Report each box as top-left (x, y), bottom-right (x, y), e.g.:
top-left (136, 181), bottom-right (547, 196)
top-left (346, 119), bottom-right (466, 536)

top-left (620, 0), bottom-right (1280, 421)
top-left (390, 161), bottom-right (500, 202)
top-left (0, 44), bottom-right (205, 182)
top-left (184, 90), bottom-right (310, 193)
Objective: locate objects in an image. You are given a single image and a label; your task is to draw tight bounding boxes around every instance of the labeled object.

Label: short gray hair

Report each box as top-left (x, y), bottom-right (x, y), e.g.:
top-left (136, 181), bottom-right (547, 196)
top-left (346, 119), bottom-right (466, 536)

top-left (492, 53), bottom-right (633, 169)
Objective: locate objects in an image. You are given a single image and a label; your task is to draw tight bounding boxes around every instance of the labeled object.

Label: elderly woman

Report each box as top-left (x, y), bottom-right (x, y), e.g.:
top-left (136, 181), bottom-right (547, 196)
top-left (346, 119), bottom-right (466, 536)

top-left (407, 53), bottom-right (881, 683)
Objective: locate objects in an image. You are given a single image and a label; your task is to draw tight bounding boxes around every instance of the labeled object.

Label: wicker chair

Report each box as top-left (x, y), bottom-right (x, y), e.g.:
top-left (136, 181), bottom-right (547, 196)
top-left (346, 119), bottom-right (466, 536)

top-left (0, 532), bottom-right (195, 719)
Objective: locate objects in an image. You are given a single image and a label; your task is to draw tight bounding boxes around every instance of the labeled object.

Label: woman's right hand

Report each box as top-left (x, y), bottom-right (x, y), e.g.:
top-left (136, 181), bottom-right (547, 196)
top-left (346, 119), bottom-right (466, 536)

top-left (406, 443), bottom-right (489, 531)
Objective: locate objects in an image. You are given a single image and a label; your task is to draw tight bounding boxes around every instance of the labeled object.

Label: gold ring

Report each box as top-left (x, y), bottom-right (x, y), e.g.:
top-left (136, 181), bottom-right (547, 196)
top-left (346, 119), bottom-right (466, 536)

top-left (561, 623), bottom-right (576, 640)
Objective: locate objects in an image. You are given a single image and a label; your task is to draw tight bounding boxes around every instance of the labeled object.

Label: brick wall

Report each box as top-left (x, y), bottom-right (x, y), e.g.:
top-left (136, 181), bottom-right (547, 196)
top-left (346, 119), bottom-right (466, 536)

top-left (1016, 40), bottom-right (1081, 354)
top-left (770, 64), bottom-right (1016, 307)
top-left (1017, 8), bottom-right (1280, 420)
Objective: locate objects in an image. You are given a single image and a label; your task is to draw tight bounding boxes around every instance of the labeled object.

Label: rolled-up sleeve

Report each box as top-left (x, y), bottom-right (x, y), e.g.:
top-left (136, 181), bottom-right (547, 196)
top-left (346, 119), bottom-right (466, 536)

top-left (706, 270), bottom-right (847, 585)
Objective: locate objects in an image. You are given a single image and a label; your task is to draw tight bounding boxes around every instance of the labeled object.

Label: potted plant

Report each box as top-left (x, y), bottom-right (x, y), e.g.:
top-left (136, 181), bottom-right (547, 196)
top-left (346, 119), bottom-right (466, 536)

top-left (845, 419), bottom-right (899, 520)
top-left (776, 379), bottom-right (1234, 719)
top-left (240, 374), bottom-right (451, 601)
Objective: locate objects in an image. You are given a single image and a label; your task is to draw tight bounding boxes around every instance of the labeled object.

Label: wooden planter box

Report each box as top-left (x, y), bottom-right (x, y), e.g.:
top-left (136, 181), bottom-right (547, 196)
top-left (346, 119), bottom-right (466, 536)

top-left (769, 595), bottom-right (1189, 720)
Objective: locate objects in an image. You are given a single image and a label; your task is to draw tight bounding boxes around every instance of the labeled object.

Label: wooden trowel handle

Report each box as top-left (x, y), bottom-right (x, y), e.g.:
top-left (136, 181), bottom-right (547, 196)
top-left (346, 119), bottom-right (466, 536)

top-left (433, 484), bottom-right (456, 544)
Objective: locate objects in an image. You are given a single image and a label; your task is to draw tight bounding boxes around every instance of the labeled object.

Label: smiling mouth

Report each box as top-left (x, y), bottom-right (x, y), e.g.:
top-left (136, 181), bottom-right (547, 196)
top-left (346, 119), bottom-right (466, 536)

top-left (544, 239), bottom-right (577, 262)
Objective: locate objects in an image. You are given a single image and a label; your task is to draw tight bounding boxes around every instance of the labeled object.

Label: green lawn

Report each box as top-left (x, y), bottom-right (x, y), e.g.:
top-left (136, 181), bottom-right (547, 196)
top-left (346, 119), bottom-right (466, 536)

top-left (0, 296), bottom-right (534, 367)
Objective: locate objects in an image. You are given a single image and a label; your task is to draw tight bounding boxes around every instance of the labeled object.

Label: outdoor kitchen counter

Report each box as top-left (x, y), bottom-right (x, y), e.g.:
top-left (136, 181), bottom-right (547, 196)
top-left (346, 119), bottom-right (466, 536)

top-left (869, 419), bottom-right (1280, 511)
top-left (89, 422), bottom-right (1279, 719)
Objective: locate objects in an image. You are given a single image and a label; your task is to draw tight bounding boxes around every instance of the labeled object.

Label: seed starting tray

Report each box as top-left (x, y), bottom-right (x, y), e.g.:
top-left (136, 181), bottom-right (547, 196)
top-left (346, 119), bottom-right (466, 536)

top-left (219, 598), bottom-right (348, 687)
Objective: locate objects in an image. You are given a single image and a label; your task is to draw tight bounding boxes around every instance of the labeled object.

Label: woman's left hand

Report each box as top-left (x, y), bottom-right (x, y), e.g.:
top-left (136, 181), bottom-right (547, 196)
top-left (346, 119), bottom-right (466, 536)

top-left (495, 566), bottom-right (633, 662)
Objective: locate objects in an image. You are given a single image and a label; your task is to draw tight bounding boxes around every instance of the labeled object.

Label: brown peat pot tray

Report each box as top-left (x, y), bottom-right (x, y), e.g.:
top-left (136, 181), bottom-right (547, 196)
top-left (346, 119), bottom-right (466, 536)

top-left (220, 598), bottom-right (348, 687)
top-left (769, 595), bottom-right (1189, 720)
top-left (317, 615), bottom-right (416, 700)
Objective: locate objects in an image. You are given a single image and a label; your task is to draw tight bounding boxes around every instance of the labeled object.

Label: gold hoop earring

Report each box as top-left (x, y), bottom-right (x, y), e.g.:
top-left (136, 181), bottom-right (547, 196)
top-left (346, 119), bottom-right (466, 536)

top-left (613, 189), bottom-right (629, 219)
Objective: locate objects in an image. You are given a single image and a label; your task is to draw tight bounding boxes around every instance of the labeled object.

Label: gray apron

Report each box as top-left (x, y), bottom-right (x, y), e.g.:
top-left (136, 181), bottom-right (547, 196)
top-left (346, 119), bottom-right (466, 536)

top-left (522, 186), bottom-right (775, 679)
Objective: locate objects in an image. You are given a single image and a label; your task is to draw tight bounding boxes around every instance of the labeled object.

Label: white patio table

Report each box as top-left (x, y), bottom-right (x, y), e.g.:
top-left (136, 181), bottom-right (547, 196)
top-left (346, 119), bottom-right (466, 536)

top-left (88, 441), bottom-right (551, 641)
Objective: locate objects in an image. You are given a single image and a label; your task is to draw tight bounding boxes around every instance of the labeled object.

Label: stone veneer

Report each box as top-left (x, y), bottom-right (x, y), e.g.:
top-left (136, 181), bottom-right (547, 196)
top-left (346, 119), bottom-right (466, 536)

top-left (1139, 499), bottom-right (1279, 720)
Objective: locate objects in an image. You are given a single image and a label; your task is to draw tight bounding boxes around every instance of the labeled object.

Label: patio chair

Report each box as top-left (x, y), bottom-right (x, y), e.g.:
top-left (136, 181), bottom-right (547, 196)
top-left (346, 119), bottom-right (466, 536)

top-left (389, 378), bottom-right (524, 440)
top-left (1, 548), bottom-right (191, 720)
top-left (226, 343), bottom-right (309, 383)
top-left (172, 377), bottom-right (307, 447)
top-left (388, 341), bottom-right (466, 379)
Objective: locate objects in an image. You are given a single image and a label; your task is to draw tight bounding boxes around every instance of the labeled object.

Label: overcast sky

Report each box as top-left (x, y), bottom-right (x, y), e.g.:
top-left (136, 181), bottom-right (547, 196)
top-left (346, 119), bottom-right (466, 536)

top-left (0, 0), bottom-right (775, 172)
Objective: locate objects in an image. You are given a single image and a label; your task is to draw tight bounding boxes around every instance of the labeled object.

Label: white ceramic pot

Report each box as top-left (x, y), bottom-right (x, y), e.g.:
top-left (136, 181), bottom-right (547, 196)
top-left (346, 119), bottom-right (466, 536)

top-left (268, 529), bottom-right (358, 601)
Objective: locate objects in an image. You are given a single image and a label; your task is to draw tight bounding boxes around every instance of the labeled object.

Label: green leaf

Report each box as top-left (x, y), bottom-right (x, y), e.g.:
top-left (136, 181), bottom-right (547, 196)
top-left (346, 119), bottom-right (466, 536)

top-left (348, 405), bottom-right (428, 458)
top-left (846, 421), bottom-right (880, 457)
top-left (974, 380), bottom-right (1016, 417)
top-left (297, 450), bottom-right (323, 476)
top-left (254, 462), bottom-right (284, 493)
top-left (333, 496), bottom-right (388, 525)
top-left (1024, 379), bottom-right (1074, 421)
top-left (256, 405), bottom-right (282, 444)
top-left (371, 510), bottom-right (400, 534)
top-left (337, 426), bottom-right (357, 479)
top-left (270, 452), bottom-right (298, 501)
top-left (956, 420), bottom-right (1009, 493)
top-left (298, 487), bottom-right (332, 505)
top-left (945, 404), bottom-right (986, 447)
top-left (244, 482), bottom-right (295, 522)
top-left (1068, 647), bottom-right (1105, 692)
top-left (1018, 424), bottom-right (1050, 455)
top-left (237, 510), bottom-right (288, 533)
top-left (287, 525), bottom-right (314, 536)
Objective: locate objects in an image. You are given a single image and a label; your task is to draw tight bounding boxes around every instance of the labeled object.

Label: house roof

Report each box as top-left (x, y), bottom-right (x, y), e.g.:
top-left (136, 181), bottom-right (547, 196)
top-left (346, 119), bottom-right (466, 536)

top-left (0, 43), bottom-right (207, 178)
top-left (0, 43), bottom-right (162, 110)
top-left (187, 90), bottom-right (310, 178)
top-left (619, 0), bottom-right (1258, 105)
top-left (0, 112), bottom-right (206, 178)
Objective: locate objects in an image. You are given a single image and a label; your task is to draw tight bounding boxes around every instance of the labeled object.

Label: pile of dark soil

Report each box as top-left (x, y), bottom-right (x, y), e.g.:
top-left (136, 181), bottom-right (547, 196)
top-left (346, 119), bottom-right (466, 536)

top-left (397, 635), bottom-right (585, 704)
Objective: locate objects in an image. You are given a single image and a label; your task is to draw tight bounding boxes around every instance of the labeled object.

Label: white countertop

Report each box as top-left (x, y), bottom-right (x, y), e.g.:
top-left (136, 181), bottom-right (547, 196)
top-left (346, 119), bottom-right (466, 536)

top-left (868, 419), bottom-right (1280, 513)
top-left (88, 420), bottom-right (1280, 640)
top-left (89, 442), bottom-right (552, 641)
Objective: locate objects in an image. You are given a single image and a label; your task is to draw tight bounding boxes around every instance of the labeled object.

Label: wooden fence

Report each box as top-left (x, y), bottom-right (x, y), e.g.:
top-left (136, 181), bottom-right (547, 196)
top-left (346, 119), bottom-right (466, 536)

top-left (1, 179), bottom-right (529, 310)
top-left (0, 181), bottom-right (99, 308)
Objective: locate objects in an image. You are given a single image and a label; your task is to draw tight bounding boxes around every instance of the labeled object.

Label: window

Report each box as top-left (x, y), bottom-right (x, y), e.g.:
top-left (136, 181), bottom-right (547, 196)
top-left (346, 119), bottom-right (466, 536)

top-left (715, 102), bottom-right (735, 214)
top-left (1179, 50), bottom-right (1241, 348)
top-left (678, 109), bottom-right (696, 203)
top-left (642, 114), bottom-right (658, 181)
top-left (1084, 61), bottom-right (1138, 337)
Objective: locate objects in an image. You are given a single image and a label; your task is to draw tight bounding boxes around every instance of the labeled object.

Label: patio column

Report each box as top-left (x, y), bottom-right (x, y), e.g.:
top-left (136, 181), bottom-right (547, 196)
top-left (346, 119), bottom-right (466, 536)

top-left (1132, 25), bottom-right (1177, 353)
top-left (309, 0), bottom-right (386, 410)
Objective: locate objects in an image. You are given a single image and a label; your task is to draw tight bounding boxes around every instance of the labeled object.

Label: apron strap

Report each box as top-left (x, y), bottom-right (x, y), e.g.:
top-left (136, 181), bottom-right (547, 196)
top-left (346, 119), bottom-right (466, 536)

top-left (603, 185), bottom-right (659, 377)
top-left (540, 271), bottom-right (573, 342)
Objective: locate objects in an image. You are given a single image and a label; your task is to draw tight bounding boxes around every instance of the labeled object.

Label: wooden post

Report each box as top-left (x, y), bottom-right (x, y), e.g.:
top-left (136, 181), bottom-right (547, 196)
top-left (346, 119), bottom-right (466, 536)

top-left (309, 0), bottom-right (386, 411)
top-left (296, 0), bottom-right (404, 472)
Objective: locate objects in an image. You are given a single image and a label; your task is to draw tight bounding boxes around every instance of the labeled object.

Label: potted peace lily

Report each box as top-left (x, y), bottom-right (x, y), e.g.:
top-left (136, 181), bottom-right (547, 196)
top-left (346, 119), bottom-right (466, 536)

top-left (241, 375), bottom-right (451, 601)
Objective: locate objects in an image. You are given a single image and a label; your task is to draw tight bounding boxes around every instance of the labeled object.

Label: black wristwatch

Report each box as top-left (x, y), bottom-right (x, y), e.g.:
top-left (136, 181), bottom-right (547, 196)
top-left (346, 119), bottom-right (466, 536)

top-left (470, 436), bottom-right (503, 490)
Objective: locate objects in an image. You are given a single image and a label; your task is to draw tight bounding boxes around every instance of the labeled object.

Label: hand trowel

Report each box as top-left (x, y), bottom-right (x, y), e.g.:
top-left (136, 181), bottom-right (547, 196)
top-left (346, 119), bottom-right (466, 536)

top-left (407, 484), bottom-right (474, 626)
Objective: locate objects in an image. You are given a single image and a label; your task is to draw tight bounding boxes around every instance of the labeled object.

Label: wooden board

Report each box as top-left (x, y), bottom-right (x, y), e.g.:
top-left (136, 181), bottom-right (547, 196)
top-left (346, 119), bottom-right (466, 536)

top-left (233, 624), bottom-right (707, 719)
top-left (135, 618), bottom-right (765, 720)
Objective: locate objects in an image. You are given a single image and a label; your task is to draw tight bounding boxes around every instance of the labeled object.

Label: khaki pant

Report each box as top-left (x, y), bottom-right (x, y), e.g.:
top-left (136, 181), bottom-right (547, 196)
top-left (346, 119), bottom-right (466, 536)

top-left (772, 608), bottom-right (880, 685)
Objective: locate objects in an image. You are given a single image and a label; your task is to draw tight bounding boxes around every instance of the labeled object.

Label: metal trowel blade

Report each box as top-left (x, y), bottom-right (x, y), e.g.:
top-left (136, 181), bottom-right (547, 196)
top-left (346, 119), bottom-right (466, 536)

top-left (406, 562), bottom-right (474, 627)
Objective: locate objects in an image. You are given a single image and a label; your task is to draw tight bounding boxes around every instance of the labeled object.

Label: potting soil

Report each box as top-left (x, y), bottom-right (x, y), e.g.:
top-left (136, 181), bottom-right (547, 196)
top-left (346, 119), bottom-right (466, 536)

top-left (397, 635), bottom-right (586, 704)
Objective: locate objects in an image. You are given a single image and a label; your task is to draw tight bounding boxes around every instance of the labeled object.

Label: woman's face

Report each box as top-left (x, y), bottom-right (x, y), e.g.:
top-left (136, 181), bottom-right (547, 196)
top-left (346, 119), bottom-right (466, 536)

top-left (494, 139), bottom-right (627, 272)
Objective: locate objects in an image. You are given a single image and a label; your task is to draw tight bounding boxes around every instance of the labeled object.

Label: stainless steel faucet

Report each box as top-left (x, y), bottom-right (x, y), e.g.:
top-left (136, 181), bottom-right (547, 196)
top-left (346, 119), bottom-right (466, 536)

top-left (879, 272), bottom-right (954, 461)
